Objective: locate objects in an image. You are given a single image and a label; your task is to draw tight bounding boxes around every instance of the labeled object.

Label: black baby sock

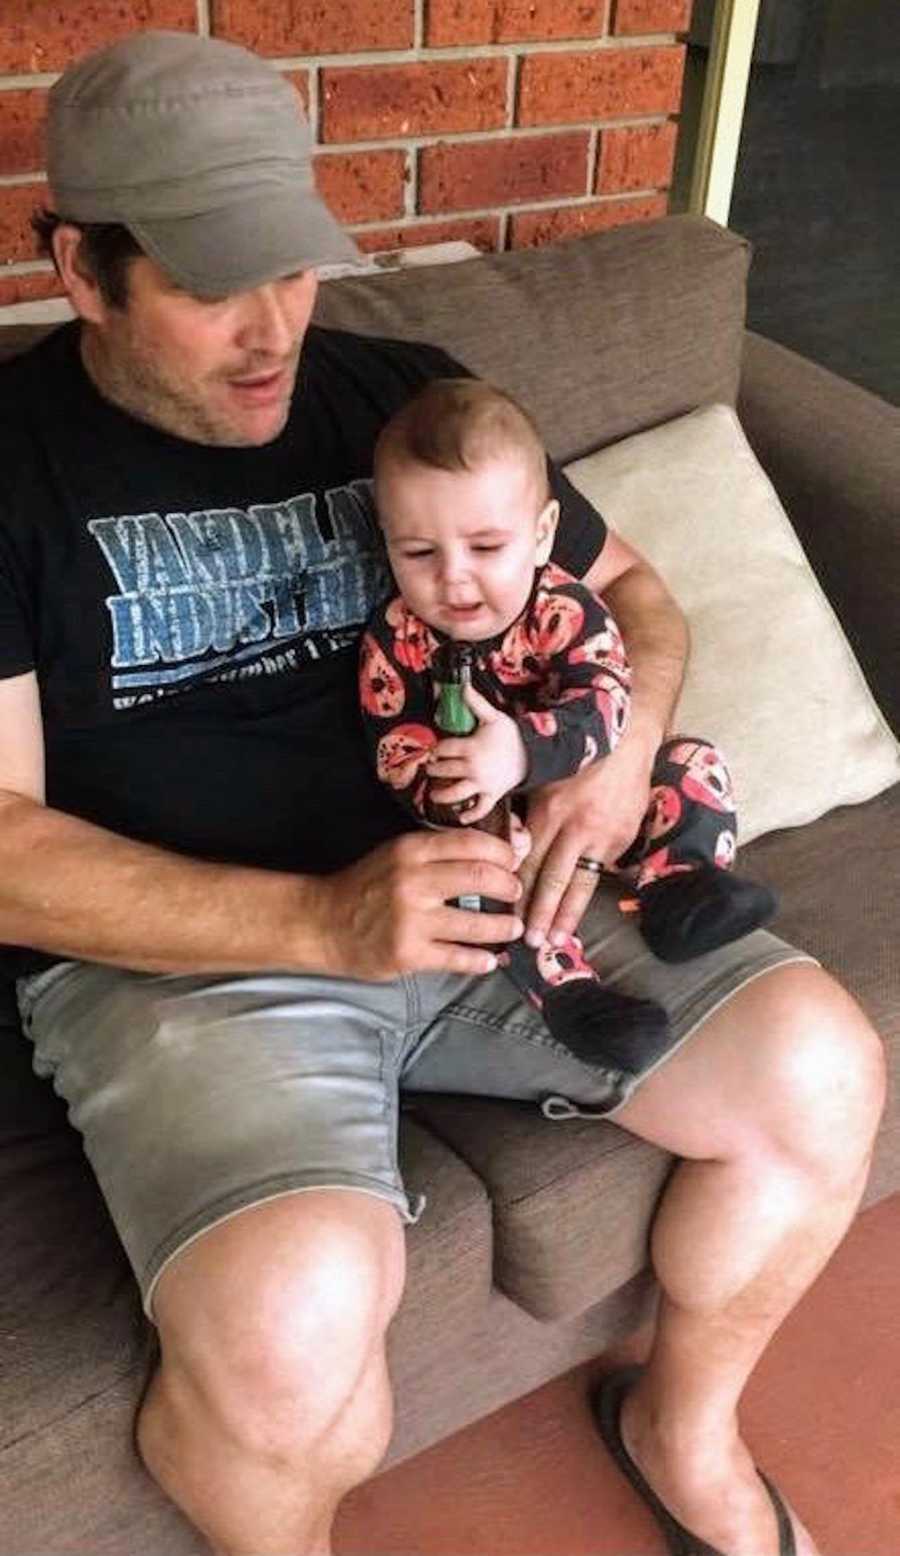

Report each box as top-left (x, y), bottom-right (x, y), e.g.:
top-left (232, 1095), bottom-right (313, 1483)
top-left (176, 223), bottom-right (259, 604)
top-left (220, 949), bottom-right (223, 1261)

top-left (540, 978), bottom-right (674, 1075)
top-left (638, 867), bottom-right (777, 964)
top-left (502, 941), bottom-right (673, 1075)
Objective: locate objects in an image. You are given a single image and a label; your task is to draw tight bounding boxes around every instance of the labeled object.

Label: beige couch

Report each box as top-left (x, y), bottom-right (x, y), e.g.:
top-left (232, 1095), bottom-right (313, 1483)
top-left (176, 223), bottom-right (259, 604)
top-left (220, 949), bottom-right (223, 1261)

top-left (1, 214), bottom-right (897, 1553)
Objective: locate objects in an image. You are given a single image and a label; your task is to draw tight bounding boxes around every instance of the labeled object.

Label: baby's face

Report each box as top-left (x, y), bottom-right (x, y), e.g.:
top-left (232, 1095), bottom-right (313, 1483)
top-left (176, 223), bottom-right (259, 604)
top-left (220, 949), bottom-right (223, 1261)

top-left (377, 449), bottom-right (557, 641)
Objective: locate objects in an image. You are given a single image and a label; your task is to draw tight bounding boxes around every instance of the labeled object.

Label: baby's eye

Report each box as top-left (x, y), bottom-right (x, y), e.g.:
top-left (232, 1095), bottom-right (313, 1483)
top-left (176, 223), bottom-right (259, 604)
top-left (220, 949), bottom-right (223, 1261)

top-left (472, 544), bottom-right (503, 554)
top-left (401, 549), bottom-right (434, 560)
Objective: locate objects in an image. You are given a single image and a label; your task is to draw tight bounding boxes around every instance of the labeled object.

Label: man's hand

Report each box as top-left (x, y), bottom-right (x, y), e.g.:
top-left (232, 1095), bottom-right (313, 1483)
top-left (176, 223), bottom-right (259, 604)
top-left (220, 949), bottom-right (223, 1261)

top-left (519, 732), bottom-right (657, 947)
top-left (425, 686), bottom-right (527, 824)
top-left (317, 828), bottom-right (524, 981)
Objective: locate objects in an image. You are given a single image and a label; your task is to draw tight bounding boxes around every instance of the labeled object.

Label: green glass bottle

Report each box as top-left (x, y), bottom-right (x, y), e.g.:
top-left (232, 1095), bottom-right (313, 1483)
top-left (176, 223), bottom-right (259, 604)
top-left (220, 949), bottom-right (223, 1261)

top-left (428, 644), bottom-right (480, 829)
top-left (435, 643), bottom-right (478, 733)
top-left (428, 643), bottom-right (511, 918)
top-left (434, 645), bottom-right (478, 737)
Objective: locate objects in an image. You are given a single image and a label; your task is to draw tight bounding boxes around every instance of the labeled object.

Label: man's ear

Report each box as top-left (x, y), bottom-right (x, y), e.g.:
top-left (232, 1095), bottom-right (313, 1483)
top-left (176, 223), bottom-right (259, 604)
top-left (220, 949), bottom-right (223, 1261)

top-left (535, 497), bottom-right (560, 566)
top-left (51, 224), bottom-right (107, 325)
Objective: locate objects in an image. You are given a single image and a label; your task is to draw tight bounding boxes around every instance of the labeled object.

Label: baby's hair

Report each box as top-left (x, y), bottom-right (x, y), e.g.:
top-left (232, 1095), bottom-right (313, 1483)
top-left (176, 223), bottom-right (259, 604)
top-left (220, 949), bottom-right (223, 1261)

top-left (375, 377), bottom-right (549, 499)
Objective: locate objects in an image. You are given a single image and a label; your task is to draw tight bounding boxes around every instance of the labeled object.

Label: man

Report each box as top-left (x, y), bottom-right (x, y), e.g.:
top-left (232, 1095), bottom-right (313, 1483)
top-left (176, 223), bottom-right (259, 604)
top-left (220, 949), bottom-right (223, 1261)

top-left (0, 30), bottom-right (884, 1556)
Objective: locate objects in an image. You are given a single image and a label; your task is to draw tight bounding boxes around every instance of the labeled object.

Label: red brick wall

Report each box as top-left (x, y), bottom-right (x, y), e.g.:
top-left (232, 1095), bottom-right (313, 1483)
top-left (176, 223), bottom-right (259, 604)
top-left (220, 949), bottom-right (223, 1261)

top-left (0, 0), bottom-right (692, 305)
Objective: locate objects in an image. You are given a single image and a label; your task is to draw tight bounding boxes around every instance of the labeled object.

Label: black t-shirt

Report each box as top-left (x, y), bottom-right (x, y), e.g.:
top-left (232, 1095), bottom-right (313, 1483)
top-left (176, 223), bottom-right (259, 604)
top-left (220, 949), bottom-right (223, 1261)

top-left (0, 321), bottom-right (607, 973)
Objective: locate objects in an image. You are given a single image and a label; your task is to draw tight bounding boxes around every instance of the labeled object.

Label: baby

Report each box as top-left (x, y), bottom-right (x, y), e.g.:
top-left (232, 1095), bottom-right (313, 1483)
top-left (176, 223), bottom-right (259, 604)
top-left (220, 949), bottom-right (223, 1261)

top-left (359, 378), bottom-right (775, 1100)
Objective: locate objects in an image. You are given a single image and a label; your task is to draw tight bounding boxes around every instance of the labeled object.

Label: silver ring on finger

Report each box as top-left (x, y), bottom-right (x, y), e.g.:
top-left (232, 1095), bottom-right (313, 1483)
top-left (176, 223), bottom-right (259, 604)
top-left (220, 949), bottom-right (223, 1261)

top-left (575, 855), bottom-right (603, 876)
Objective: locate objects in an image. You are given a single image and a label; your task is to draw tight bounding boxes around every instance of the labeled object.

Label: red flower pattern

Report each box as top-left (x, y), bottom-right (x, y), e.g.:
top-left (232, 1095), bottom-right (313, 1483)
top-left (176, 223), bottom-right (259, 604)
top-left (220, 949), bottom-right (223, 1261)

top-left (535, 934), bottom-right (596, 987)
top-left (530, 590), bottom-right (584, 657)
top-left (490, 620), bottom-right (541, 687)
top-left (667, 740), bottom-right (733, 812)
top-left (386, 596), bottom-right (437, 674)
top-left (376, 723), bottom-right (437, 792)
top-left (359, 632), bottom-right (406, 718)
top-left (523, 709), bottom-right (558, 738)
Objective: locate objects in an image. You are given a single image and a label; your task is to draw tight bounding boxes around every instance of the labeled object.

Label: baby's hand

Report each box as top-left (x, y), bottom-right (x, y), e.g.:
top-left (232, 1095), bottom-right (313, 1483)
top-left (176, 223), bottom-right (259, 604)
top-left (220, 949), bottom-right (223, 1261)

top-left (427, 686), bottom-right (527, 823)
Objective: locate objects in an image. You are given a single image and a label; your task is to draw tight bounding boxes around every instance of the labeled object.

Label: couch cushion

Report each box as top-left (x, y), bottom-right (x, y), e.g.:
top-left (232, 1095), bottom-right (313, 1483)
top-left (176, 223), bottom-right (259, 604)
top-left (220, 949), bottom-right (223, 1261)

top-left (384, 1271), bottom-right (659, 1467)
top-left (2, 218), bottom-right (749, 462)
top-left (565, 403), bottom-right (900, 843)
top-left (0, 983), bottom-right (70, 1139)
top-left (738, 331), bottom-right (900, 739)
top-left (0, 321), bottom-right (62, 364)
top-left (407, 1093), bottom-right (671, 1321)
top-left (313, 214), bottom-right (751, 463)
top-left (0, 1058), bottom-right (149, 1457)
top-left (745, 785), bottom-right (900, 1020)
top-left (742, 785), bottom-right (900, 1204)
top-left (410, 787), bottom-right (899, 1322)
top-left (1, 1386), bottom-right (205, 1556)
top-left (393, 1113), bottom-right (494, 1346)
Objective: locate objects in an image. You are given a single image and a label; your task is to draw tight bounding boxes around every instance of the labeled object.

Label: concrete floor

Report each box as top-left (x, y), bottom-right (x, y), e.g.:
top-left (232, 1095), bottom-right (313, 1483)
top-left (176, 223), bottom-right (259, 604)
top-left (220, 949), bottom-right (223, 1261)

top-left (335, 1191), bottom-right (900, 1554)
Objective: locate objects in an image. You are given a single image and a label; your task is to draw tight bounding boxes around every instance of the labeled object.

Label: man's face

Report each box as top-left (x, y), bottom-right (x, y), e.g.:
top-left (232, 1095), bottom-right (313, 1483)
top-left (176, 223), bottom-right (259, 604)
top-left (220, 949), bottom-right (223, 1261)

top-left (81, 255), bottom-right (319, 446)
top-left (377, 448), bottom-right (558, 641)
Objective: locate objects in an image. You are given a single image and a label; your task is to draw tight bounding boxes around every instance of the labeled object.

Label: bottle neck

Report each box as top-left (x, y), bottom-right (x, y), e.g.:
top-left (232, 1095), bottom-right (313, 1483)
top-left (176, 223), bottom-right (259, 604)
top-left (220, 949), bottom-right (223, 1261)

top-left (434, 643), bottom-right (477, 735)
top-left (435, 680), bottom-right (477, 735)
top-left (429, 642), bottom-right (511, 843)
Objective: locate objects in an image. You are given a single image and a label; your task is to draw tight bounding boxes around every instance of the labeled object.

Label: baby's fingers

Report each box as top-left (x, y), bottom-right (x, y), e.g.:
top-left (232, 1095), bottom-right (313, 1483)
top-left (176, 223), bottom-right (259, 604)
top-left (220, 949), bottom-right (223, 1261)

top-left (427, 755), bottom-right (471, 780)
top-left (463, 685), bottom-right (498, 722)
top-left (433, 737), bottom-right (470, 761)
top-left (459, 792), bottom-right (499, 823)
top-left (433, 778), bottom-right (480, 806)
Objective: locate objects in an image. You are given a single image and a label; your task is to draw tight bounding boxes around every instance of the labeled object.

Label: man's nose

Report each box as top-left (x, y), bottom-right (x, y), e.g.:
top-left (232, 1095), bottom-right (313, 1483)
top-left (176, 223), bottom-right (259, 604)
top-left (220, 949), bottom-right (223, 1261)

top-left (236, 285), bottom-right (297, 356)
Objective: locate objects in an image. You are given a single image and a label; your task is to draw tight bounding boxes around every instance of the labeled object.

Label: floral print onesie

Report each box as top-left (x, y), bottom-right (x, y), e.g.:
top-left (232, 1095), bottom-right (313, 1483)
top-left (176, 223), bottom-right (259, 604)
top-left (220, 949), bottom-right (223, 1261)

top-left (359, 562), bottom-right (773, 1101)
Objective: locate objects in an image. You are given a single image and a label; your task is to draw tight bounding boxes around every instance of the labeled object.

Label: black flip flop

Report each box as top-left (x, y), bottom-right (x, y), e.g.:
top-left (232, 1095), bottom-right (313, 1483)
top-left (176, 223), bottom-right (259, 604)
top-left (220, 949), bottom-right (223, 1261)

top-left (590, 1367), bottom-right (796, 1556)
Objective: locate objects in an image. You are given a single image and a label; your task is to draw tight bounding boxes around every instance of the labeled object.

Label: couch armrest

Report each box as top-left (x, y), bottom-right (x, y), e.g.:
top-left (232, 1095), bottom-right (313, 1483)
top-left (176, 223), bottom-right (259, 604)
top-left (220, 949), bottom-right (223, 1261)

top-left (738, 330), bottom-right (900, 734)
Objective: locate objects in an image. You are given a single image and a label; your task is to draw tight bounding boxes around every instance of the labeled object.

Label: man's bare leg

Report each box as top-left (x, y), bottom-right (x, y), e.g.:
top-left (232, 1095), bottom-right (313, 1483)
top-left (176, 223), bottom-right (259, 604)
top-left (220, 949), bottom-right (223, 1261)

top-left (609, 963), bottom-right (885, 1556)
top-left (137, 1190), bottom-right (405, 1556)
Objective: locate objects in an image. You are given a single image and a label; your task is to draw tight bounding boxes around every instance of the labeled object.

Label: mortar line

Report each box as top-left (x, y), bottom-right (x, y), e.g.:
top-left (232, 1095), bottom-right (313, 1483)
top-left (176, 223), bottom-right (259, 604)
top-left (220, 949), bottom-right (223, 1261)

top-left (346, 187), bottom-right (667, 230)
top-left (0, 172), bottom-right (48, 187)
top-left (588, 126), bottom-right (600, 194)
top-left (0, 112), bottom-right (672, 189)
top-left (0, 189), bottom-right (665, 283)
top-left (0, 258), bottom-right (54, 276)
top-left (309, 66), bottom-right (320, 141)
top-left (405, 142), bottom-right (418, 217)
top-left (506, 50), bottom-right (519, 128)
top-left (310, 115), bottom-right (671, 158)
top-left (0, 34), bottom-right (684, 90)
top-left (256, 36), bottom-right (684, 70)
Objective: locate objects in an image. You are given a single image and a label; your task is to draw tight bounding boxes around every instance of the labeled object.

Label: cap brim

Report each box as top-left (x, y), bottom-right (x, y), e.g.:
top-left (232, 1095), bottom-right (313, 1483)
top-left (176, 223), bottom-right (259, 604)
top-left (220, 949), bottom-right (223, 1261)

top-left (128, 182), bottom-right (362, 296)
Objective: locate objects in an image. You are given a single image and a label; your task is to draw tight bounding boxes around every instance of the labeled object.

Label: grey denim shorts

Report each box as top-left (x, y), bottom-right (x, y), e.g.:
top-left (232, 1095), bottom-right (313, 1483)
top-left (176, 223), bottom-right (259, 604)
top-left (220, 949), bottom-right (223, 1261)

top-left (17, 883), bottom-right (811, 1317)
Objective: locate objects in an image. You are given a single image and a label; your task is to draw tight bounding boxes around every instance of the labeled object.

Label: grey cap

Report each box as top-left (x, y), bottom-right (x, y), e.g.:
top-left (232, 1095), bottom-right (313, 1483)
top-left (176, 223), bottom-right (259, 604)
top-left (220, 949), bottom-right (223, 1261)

top-left (46, 30), bottom-right (360, 296)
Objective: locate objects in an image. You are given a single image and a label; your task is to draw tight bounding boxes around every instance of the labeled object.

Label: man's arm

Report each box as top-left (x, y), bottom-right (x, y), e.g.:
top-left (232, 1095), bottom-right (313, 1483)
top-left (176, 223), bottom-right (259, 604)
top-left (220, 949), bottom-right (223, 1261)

top-left (519, 530), bottom-right (689, 944)
top-left (584, 529), bottom-right (688, 760)
top-left (0, 672), bottom-right (523, 981)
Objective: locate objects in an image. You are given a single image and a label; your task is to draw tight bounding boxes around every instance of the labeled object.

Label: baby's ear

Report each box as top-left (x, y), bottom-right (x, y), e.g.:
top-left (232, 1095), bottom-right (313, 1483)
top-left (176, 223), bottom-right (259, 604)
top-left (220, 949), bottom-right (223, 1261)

top-left (535, 498), bottom-right (560, 565)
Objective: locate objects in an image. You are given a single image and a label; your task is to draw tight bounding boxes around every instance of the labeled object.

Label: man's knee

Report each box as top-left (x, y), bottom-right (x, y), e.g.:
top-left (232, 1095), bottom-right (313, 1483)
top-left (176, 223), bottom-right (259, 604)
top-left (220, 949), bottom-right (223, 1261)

top-left (147, 1190), bottom-right (406, 1461)
top-left (754, 965), bottom-right (886, 1185)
